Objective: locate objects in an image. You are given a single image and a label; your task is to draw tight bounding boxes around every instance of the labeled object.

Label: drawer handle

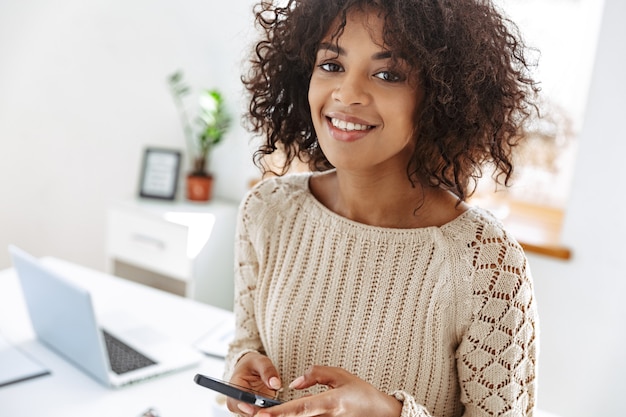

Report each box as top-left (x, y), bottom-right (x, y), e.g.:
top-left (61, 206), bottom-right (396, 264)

top-left (131, 233), bottom-right (166, 250)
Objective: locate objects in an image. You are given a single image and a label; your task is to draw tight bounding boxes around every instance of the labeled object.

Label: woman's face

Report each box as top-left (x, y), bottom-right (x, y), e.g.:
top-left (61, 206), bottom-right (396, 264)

top-left (308, 8), bottom-right (423, 174)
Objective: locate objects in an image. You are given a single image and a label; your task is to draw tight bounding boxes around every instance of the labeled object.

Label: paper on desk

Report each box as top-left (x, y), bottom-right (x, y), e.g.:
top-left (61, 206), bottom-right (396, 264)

top-left (193, 316), bottom-right (235, 358)
top-left (0, 334), bottom-right (50, 388)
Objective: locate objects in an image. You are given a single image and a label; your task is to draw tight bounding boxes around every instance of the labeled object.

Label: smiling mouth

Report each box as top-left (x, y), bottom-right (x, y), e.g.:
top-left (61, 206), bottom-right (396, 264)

top-left (328, 117), bottom-right (374, 132)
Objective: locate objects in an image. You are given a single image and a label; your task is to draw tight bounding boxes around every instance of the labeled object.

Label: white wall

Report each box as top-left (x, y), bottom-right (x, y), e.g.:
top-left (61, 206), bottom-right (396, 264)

top-left (1, 0), bottom-right (624, 416)
top-left (529, 0), bottom-right (626, 415)
top-left (0, 0), bottom-right (260, 271)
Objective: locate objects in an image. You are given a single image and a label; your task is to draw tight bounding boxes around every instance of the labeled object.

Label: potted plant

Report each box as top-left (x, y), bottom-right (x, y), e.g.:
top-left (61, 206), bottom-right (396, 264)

top-left (167, 71), bottom-right (232, 201)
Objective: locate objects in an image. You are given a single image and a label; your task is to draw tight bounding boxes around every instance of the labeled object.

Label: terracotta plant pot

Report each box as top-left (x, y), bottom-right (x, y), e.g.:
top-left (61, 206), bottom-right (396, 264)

top-left (186, 174), bottom-right (214, 201)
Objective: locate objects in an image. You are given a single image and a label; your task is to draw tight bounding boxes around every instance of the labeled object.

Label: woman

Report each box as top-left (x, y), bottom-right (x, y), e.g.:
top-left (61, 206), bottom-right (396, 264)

top-left (225, 1), bottom-right (540, 416)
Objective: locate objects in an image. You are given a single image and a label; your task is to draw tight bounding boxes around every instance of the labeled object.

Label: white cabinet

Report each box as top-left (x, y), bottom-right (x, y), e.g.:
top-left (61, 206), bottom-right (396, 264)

top-left (105, 198), bottom-right (239, 311)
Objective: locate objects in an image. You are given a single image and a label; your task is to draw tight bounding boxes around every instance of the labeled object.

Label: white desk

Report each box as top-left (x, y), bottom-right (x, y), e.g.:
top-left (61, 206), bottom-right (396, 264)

top-left (0, 257), bottom-right (233, 417)
top-left (0, 258), bottom-right (564, 417)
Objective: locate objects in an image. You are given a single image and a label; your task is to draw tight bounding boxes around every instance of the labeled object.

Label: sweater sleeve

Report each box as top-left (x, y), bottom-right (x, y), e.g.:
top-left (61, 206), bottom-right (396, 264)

top-left (455, 225), bottom-right (539, 416)
top-left (391, 233), bottom-right (537, 417)
top-left (223, 190), bottom-right (265, 379)
top-left (391, 390), bottom-right (434, 417)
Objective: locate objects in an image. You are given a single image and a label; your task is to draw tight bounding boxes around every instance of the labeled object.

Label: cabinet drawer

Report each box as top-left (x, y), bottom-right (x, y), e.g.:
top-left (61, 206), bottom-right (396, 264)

top-left (107, 209), bottom-right (191, 281)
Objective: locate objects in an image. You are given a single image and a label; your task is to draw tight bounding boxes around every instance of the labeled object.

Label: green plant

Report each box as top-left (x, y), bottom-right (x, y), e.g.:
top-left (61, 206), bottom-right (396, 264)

top-left (167, 70), bottom-right (231, 176)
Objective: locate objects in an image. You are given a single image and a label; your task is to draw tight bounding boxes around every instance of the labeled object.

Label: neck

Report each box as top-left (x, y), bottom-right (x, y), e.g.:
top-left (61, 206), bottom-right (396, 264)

top-left (311, 170), bottom-right (465, 228)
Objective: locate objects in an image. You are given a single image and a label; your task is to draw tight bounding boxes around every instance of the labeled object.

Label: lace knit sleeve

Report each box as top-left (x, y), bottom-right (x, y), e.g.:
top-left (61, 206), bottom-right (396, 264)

top-left (223, 174), bottom-right (312, 379)
top-left (390, 217), bottom-right (539, 417)
top-left (223, 188), bottom-right (265, 378)
top-left (455, 220), bottom-right (539, 416)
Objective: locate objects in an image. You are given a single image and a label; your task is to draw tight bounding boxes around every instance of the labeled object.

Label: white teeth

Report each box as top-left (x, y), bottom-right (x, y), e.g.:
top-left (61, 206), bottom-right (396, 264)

top-left (330, 118), bottom-right (371, 131)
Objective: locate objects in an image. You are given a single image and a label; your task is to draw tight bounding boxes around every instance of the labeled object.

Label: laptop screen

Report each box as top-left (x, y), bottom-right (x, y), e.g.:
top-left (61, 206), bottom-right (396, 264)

top-left (9, 245), bottom-right (111, 384)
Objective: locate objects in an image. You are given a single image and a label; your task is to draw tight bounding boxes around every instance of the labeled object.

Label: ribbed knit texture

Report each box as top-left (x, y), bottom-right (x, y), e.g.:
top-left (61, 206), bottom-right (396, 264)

top-left (225, 173), bottom-right (538, 417)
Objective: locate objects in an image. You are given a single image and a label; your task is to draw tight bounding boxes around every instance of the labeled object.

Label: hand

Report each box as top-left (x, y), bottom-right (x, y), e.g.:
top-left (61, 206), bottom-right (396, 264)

top-left (226, 351), bottom-right (282, 416)
top-left (255, 365), bottom-right (402, 417)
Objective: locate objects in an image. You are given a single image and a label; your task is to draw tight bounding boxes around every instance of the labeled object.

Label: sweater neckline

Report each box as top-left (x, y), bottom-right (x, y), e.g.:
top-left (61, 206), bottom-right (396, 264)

top-left (291, 172), bottom-right (481, 235)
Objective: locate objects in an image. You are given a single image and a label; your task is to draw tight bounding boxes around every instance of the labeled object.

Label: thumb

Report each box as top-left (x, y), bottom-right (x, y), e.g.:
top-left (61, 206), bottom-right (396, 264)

top-left (256, 357), bottom-right (282, 390)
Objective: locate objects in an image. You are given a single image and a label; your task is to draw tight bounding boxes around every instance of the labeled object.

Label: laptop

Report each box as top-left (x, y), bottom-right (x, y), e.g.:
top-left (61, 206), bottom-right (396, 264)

top-left (8, 245), bottom-right (203, 388)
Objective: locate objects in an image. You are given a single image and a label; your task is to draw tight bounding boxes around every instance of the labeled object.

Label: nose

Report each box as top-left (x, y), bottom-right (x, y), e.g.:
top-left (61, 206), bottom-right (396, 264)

top-left (331, 73), bottom-right (370, 106)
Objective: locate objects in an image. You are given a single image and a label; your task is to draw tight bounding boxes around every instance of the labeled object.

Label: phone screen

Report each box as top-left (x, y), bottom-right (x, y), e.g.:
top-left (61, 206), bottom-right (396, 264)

top-left (194, 374), bottom-right (283, 407)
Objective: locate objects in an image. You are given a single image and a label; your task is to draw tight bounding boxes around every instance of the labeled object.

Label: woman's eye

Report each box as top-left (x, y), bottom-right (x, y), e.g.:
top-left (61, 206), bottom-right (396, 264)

top-left (374, 71), bottom-right (404, 82)
top-left (318, 62), bottom-right (342, 72)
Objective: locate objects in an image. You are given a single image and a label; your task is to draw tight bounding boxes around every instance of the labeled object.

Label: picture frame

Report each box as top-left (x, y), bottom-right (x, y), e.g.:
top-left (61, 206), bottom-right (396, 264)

top-left (138, 148), bottom-right (182, 200)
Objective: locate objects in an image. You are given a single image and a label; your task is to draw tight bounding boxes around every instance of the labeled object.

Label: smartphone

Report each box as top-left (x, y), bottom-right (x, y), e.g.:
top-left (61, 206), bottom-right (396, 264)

top-left (194, 374), bottom-right (283, 407)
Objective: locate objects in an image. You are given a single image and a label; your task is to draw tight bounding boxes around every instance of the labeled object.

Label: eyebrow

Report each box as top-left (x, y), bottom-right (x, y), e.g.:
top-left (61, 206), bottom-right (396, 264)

top-left (318, 42), bottom-right (393, 60)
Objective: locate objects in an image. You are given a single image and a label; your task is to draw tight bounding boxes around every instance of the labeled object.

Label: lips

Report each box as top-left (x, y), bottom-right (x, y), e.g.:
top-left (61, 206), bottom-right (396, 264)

top-left (329, 117), bottom-right (374, 132)
top-left (323, 115), bottom-right (376, 143)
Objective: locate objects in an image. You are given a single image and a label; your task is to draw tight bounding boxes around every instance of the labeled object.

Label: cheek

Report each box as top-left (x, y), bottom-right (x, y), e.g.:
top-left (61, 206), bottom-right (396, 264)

top-left (308, 79), bottom-right (322, 112)
top-left (398, 93), bottom-right (419, 130)
top-left (308, 82), bottom-right (327, 130)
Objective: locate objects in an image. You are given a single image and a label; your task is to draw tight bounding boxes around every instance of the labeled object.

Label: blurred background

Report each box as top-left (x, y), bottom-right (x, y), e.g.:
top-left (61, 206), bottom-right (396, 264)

top-left (1, 0), bottom-right (624, 416)
top-left (0, 0), bottom-right (260, 271)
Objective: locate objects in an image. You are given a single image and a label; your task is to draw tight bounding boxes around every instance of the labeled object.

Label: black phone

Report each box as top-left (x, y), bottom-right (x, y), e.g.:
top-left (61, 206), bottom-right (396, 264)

top-left (194, 374), bottom-right (283, 408)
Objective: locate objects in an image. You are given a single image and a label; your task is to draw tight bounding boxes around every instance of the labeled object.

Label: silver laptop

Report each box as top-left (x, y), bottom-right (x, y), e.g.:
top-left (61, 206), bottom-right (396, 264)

top-left (9, 245), bottom-right (202, 388)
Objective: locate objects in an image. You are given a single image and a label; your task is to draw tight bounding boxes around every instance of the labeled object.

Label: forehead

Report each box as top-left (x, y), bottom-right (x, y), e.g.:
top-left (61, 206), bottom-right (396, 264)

top-left (321, 7), bottom-right (386, 48)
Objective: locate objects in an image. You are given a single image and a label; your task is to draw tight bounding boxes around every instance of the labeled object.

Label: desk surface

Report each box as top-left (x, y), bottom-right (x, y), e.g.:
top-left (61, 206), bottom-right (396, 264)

top-left (0, 257), bottom-right (564, 417)
top-left (0, 257), bottom-right (232, 417)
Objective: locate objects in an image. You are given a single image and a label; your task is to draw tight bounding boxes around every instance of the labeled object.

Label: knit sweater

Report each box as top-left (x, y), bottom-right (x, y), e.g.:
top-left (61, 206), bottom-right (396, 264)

top-left (225, 172), bottom-right (538, 417)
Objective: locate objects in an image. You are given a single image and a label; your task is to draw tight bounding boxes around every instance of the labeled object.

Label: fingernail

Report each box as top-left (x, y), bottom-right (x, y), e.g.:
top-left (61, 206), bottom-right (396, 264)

top-left (289, 375), bottom-right (304, 389)
top-left (237, 402), bottom-right (254, 415)
top-left (269, 376), bottom-right (282, 390)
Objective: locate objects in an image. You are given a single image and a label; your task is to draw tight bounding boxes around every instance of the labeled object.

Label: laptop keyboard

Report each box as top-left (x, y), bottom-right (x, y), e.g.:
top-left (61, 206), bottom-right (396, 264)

top-left (103, 330), bottom-right (157, 375)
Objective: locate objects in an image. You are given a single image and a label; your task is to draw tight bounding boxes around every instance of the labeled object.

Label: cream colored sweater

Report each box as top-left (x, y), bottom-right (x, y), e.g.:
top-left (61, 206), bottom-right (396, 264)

top-left (225, 173), bottom-right (538, 417)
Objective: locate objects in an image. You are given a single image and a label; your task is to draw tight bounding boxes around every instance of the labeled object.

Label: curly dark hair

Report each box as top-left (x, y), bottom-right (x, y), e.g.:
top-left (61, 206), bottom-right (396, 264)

top-left (243, 0), bottom-right (540, 201)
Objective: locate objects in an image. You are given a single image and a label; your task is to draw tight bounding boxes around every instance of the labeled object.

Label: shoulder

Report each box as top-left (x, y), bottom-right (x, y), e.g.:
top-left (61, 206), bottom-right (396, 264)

top-left (237, 173), bottom-right (313, 234)
top-left (462, 207), bottom-right (528, 271)
top-left (454, 206), bottom-right (535, 316)
top-left (241, 173), bottom-right (311, 212)
top-left (444, 207), bottom-right (527, 266)
top-left (447, 207), bottom-right (532, 302)
top-left (253, 172), bottom-right (312, 195)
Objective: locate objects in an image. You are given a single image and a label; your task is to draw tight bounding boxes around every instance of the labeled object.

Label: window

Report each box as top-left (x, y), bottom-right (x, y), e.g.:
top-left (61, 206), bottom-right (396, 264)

top-left (471, 0), bottom-right (605, 259)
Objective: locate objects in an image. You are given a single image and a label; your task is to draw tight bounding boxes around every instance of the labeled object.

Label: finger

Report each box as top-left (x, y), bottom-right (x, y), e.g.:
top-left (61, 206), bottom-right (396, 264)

top-left (290, 365), bottom-right (349, 390)
top-left (238, 352), bottom-right (282, 391)
top-left (225, 398), bottom-right (240, 414)
top-left (256, 358), bottom-right (282, 390)
top-left (257, 392), bottom-right (335, 417)
top-left (237, 402), bottom-right (256, 415)
top-left (288, 375), bottom-right (305, 390)
top-left (226, 397), bottom-right (259, 417)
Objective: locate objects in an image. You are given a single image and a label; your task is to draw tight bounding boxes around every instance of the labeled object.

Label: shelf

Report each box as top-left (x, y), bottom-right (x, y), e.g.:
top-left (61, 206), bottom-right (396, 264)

top-left (473, 196), bottom-right (572, 260)
top-left (502, 200), bottom-right (572, 260)
top-left (105, 198), bottom-right (240, 310)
